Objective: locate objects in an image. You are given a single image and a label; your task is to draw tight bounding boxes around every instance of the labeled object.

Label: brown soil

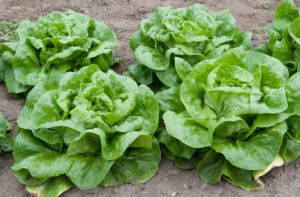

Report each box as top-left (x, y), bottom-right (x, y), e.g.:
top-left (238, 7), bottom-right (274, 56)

top-left (0, 0), bottom-right (300, 196)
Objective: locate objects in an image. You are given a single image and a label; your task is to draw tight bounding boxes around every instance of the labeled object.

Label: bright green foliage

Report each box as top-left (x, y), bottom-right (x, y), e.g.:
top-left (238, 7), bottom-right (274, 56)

top-left (0, 112), bottom-right (13, 153)
top-left (0, 11), bottom-right (120, 94)
top-left (3, 2), bottom-right (300, 194)
top-left (12, 65), bottom-right (160, 196)
top-left (157, 48), bottom-right (300, 190)
top-left (257, 0), bottom-right (300, 74)
top-left (126, 4), bottom-right (252, 88)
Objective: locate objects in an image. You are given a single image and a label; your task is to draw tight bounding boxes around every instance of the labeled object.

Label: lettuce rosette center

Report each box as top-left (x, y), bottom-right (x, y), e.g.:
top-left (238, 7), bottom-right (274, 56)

top-left (12, 65), bottom-right (160, 195)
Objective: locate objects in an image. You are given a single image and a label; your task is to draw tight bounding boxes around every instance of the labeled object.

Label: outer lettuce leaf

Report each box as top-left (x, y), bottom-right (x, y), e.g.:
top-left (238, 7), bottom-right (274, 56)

top-left (163, 111), bottom-right (212, 149)
top-left (13, 65), bottom-right (160, 196)
top-left (212, 122), bottom-right (287, 171)
top-left (158, 48), bottom-right (300, 190)
top-left (197, 150), bottom-right (263, 190)
top-left (0, 10), bottom-right (120, 94)
top-left (156, 86), bottom-right (185, 113)
top-left (157, 130), bottom-right (195, 160)
top-left (0, 112), bottom-right (13, 152)
top-left (128, 4), bottom-right (252, 88)
top-left (26, 177), bottom-right (72, 197)
top-left (101, 139), bottom-right (161, 186)
top-left (161, 146), bottom-right (200, 170)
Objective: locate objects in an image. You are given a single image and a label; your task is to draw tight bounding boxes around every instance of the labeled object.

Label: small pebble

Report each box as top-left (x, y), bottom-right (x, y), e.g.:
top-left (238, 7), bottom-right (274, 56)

top-left (171, 192), bottom-right (177, 197)
top-left (183, 184), bottom-right (188, 189)
top-left (167, 169), bottom-right (180, 175)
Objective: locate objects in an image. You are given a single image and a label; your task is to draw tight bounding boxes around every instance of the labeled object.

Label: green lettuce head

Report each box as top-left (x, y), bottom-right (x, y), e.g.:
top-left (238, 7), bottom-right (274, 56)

top-left (127, 4), bottom-right (252, 87)
top-left (12, 65), bottom-right (160, 196)
top-left (257, 0), bottom-right (300, 74)
top-left (0, 10), bottom-right (120, 94)
top-left (157, 48), bottom-right (300, 190)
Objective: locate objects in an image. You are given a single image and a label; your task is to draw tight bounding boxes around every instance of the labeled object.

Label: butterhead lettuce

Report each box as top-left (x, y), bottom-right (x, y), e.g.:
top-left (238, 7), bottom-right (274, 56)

top-left (12, 65), bottom-right (160, 196)
top-left (157, 48), bottom-right (300, 190)
top-left (126, 4), bottom-right (252, 87)
top-left (0, 11), bottom-right (120, 94)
